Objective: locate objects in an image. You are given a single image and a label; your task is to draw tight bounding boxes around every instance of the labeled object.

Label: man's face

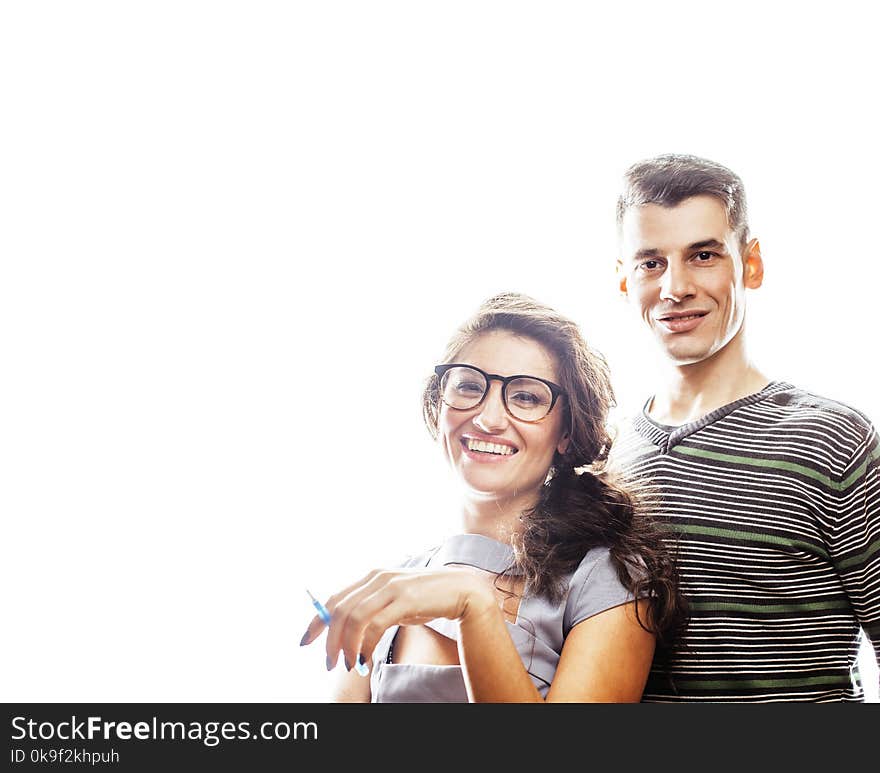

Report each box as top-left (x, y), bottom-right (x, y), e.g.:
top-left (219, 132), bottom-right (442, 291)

top-left (617, 195), bottom-right (762, 366)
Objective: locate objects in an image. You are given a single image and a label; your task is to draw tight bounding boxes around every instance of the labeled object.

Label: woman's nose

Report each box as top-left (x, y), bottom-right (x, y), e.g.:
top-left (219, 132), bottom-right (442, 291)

top-left (472, 382), bottom-right (509, 432)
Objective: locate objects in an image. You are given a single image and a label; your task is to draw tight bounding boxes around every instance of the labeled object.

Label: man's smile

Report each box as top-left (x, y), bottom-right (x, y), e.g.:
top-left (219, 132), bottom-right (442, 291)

top-left (655, 309), bottom-right (709, 333)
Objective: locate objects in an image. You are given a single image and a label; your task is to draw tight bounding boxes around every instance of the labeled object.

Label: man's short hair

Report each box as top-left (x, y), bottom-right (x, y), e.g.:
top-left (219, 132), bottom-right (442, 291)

top-left (616, 154), bottom-right (750, 251)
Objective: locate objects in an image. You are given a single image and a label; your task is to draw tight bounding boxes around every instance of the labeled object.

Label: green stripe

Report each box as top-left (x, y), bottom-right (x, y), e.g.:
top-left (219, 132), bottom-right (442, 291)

top-left (674, 446), bottom-right (838, 488)
top-left (667, 675), bottom-right (852, 691)
top-left (837, 538), bottom-right (880, 570)
top-left (661, 522), bottom-right (831, 561)
top-left (689, 599), bottom-right (850, 614)
top-left (841, 445), bottom-right (880, 490)
top-left (674, 444), bottom-right (880, 492)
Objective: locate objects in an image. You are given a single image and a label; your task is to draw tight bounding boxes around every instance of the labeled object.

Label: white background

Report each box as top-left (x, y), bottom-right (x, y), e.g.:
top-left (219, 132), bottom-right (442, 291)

top-left (1, 1), bottom-right (877, 702)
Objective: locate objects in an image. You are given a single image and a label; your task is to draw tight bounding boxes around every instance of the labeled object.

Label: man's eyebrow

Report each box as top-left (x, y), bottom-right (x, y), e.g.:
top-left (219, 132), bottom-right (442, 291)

top-left (632, 247), bottom-right (663, 259)
top-left (688, 238), bottom-right (727, 251)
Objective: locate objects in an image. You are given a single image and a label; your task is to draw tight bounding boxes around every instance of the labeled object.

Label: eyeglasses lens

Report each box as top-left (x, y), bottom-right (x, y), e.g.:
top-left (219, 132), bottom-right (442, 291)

top-left (440, 367), bottom-right (486, 409)
top-left (504, 377), bottom-right (553, 421)
top-left (439, 367), bottom-right (553, 421)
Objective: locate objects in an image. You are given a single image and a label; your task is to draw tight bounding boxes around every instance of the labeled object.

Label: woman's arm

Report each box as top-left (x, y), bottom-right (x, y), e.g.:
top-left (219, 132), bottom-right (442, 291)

top-left (330, 666), bottom-right (372, 702)
top-left (458, 597), bottom-right (655, 703)
top-left (455, 590), bottom-right (543, 701)
top-left (545, 599), bottom-right (655, 702)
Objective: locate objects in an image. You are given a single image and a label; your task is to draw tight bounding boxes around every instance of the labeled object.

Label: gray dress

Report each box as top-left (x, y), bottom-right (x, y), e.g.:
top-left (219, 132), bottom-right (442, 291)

top-left (369, 533), bottom-right (636, 702)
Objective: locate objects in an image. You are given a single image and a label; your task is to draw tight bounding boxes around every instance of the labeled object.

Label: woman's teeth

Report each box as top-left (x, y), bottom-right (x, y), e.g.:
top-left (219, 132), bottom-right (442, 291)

top-left (466, 439), bottom-right (516, 455)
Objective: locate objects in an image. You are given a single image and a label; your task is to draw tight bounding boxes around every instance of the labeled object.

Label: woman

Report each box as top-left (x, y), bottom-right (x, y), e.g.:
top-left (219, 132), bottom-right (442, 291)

top-left (300, 292), bottom-right (686, 702)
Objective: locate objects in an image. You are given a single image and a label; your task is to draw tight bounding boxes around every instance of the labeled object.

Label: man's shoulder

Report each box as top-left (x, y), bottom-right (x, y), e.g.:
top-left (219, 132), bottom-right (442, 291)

top-left (762, 383), bottom-right (876, 437)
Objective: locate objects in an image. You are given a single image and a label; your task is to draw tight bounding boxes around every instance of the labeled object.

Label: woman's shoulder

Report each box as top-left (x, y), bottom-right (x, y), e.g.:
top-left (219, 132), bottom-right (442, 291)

top-left (572, 544), bottom-right (613, 568)
top-left (567, 545), bottom-right (618, 586)
top-left (568, 545), bottom-right (647, 585)
top-left (563, 546), bottom-right (635, 633)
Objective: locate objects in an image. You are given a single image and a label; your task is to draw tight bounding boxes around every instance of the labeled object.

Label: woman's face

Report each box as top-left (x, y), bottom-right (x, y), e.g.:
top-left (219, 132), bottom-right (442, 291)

top-left (437, 330), bottom-right (569, 506)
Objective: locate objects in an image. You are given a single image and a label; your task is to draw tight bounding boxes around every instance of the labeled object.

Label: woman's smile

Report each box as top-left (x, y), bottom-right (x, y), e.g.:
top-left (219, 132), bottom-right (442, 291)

top-left (460, 433), bottom-right (519, 461)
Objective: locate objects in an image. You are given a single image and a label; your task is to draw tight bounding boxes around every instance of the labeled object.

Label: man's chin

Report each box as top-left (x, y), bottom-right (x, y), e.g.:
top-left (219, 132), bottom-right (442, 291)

top-left (658, 343), bottom-right (715, 367)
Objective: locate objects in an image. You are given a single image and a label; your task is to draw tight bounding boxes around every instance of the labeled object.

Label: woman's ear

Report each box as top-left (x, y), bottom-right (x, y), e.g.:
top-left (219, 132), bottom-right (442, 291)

top-left (557, 432), bottom-right (571, 455)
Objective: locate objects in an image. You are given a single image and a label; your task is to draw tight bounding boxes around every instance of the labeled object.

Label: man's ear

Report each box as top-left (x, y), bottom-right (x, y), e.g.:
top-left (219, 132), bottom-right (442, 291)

top-left (616, 260), bottom-right (628, 296)
top-left (743, 239), bottom-right (764, 289)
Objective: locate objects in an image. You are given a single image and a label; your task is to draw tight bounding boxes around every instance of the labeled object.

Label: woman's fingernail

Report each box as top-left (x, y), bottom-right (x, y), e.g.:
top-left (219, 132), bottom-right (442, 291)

top-left (326, 654), bottom-right (335, 671)
top-left (343, 656), bottom-right (353, 672)
top-left (355, 653), bottom-right (369, 677)
top-left (299, 632), bottom-right (310, 647)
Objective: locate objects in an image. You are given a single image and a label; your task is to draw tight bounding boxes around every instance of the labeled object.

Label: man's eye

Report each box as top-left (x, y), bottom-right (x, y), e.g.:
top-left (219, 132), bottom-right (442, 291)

top-left (695, 251), bottom-right (716, 261)
top-left (640, 260), bottom-right (661, 270)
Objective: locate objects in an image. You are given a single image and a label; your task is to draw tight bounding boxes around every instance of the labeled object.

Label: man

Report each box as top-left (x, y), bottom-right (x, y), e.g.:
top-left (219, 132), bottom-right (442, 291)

top-left (611, 154), bottom-right (879, 702)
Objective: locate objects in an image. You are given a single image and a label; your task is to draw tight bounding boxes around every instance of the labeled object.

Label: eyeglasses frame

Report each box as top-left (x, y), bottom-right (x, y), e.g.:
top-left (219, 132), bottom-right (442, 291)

top-left (433, 363), bottom-right (565, 423)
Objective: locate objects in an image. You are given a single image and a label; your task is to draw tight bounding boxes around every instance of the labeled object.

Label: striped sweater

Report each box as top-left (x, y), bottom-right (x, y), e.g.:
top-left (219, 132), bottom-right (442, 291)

top-left (609, 381), bottom-right (880, 702)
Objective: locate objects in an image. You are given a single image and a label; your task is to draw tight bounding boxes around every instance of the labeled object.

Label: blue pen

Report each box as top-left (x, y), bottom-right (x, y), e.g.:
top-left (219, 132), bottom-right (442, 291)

top-left (306, 588), bottom-right (332, 626)
top-left (306, 589), bottom-right (369, 676)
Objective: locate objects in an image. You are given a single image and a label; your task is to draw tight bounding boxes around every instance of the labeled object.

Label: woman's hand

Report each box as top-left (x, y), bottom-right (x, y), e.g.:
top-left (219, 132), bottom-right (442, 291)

top-left (299, 567), bottom-right (495, 674)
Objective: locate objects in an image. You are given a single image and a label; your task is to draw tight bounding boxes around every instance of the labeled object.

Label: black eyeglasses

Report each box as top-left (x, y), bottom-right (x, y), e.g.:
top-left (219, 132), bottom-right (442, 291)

top-left (434, 364), bottom-right (565, 423)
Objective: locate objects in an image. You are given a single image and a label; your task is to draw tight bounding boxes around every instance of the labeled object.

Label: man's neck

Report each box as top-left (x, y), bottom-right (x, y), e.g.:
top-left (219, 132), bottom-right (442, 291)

top-left (647, 332), bottom-right (770, 427)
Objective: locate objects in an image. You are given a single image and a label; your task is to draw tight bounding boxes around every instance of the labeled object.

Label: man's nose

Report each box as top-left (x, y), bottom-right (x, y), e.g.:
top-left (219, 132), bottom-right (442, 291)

top-left (473, 382), bottom-right (509, 432)
top-left (659, 260), bottom-right (696, 303)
